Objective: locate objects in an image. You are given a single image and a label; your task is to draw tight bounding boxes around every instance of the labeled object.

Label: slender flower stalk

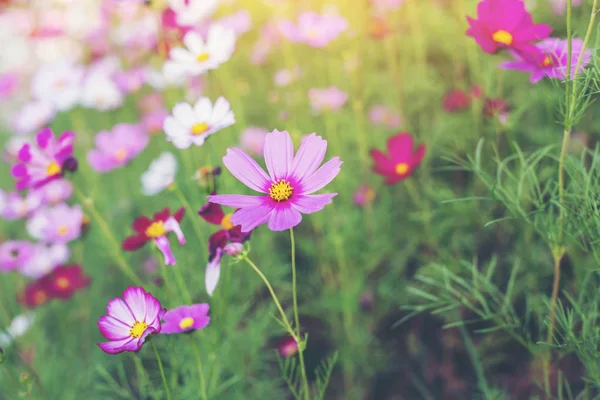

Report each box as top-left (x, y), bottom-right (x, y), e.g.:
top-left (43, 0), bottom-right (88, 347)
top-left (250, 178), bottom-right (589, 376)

top-left (151, 342), bottom-right (172, 400)
top-left (191, 338), bottom-right (209, 400)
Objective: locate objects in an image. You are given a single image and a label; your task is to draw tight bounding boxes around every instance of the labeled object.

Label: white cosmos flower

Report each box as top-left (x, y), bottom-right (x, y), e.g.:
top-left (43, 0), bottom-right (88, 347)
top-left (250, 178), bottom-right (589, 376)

top-left (164, 96), bottom-right (235, 149)
top-left (31, 61), bottom-right (84, 111)
top-left (80, 72), bottom-right (123, 111)
top-left (168, 0), bottom-right (219, 26)
top-left (141, 152), bottom-right (178, 196)
top-left (12, 100), bottom-right (56, 135)
top-left (0, 312), bottom-right (35, 347)
top-left (146, 60), bottom-right (187, 89)
top-left (169, 25), bottom-right (236, 76)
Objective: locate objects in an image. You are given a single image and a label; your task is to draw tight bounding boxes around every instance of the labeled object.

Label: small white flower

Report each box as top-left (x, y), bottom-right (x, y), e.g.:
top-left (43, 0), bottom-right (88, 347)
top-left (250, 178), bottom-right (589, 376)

top-left (141, 152), bottom-right (178, 196)
top-left (80, 72), bottom-right (123, 111)
top-left (31, 61), bottom-right (84, 111)
top-left (168, 0), bottom-right (219, 26)
top-left (164, 96), bottom-right (235, 149)
top-left (169, 25), bottom-right (236, 76)
top-left (19, 243), bottom-right (70, 279)
top-left (12, 100), bottom-right (55, 135)
top-left (0, 313), bottom-right (35, 347)
top-left (146, 61), bottom-right (187, 89)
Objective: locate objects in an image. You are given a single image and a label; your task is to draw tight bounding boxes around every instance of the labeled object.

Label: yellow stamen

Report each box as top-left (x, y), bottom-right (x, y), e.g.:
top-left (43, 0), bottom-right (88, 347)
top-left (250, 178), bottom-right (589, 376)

top-left (492, 30), bottom-right (513, 45)
top-left (114, 148), bottom-right (128, 162)
top-left (196, 52), bottom-right (209, 62)
top-left (542, 55), bottom-right (553, 67)
top-left (179, 317), bottom-right (195, 330)
top-left (269, 179), bottom-right (293, 202)
top-left (221, 214), bottom-right (234, 230)
top-left (145, 221), bottom-right (167, 238)
top-left (46, 161), bottom-right (61, 176)
top-left (395, 163), bottom-right (409, 175)
top-left (129, 321), bottom-right (149, 338)
top-left (57, 225), bottom-right (69, 236)
top-left (56, 277), bottom-right (70, 290)
top-left (191, 122), bottom-right (209, 136)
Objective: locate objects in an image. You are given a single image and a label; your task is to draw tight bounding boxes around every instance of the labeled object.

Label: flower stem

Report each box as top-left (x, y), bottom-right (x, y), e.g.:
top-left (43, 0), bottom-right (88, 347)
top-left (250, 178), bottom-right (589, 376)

top-left (151, 342), bottom-right (172, 400)
top-left (73, 184), bottom-right (143, 286)
top-left (290, 228), bottom-right (310, 400)
top-left (173, 184), bottom-right (206, 248)
top-left (191, 337), bottom-right (209, 400)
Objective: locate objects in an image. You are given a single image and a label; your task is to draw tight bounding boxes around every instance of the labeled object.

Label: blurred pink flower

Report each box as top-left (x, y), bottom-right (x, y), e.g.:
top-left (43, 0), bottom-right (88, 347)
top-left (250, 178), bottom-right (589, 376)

top-left (0, 241), bottom-right (35, 273)
top-left (168, 0), bottom-right (218, 27)
top-left (250, 22), bottom-right (281, 65)
top-left (27, 203), bottom-right (83, 244)
top-left (369, 105), bottom-right (402, 129)
top-left (37, 180), bottom-right (73, 206)
top-left (160, 304), bottom-right (210, 334)
top-left (197, 10), bottom-right (252, 37)
top-left (1, 191), bottom-right (43, 221)
top-left (12, 101), bottom-right (55, 136)
top-left (370, 0), bottom-right (406, 12)
top-left (353, 184), bottom-right (376, 207)
top-left (278, 12), bottom-right (348, 48)
top-left (113, 68), bottom-right (147, 94)
top-left (0, 73), bottom-right (20, 100)
top-left (87, 123), bottom-right (149, 173)
top-left (240, 127), bottom-right (269, 157)
top-left (550, 0), bottom-right (582, 16)
top-left (142, 109), bottom-right (169, 135)
top-left (273, 66), bottom-right (301, 87)
top-left (308, 86), bottom-right (348, 113)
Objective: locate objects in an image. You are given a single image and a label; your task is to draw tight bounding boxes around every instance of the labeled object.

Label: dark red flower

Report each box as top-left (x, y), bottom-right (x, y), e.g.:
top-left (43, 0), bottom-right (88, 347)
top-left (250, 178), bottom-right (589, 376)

top-left (43, 265), bottom-right (91, 300)
top-left (443, 89), bottom-right (471, 113)
top-left (122, 207), bottom-right (186, 266)
top-left (19, 281), bottom-right (50, 308)
top-left (483, 97), bottom-right (510, 118)
top-left (198, 199), bottom-right (250, 261)
top-left (370, 132), bottom-right (426, 185)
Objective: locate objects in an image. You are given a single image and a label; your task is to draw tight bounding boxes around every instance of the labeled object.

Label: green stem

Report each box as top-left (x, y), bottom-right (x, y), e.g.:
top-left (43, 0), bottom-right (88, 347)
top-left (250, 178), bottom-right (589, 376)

top-left (173, 184), bottom-right (206, 248)
top-left (191, 338), bottom-right (209, 400)
top-left (151, 342), bottom-right (172, 400)
top-left (290, 228), bottom-right (310, 400)
top-left (73, 184), bottom-right (143, 286)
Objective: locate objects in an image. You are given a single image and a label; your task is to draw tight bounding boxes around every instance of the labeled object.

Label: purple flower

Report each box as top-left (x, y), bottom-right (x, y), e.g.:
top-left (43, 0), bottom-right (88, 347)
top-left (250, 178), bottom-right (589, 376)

top-left (18, 243), bottom-right (70, 279)
top-left (10, 128), bottom-right (76, 191)
top-left (0, 241), bottom-right (35, 272)
top-left (37, 179), bottom-right (73, 205)
top-left (26, 204), bottom-right (83, 244)
top-left (12, 100), bottom-right (55, 136)
top-left (1, 191), bottom-right (43, 220)
top-left (113, 68), bottom-right (147, 94)
top-left (98, 287), bottom-right (166, 354)
top-left (308, 87), bottom-right (348, 113)
top-left (87, 123), bottom-right (149, 173)
top-left (208, 130), bottom-right (342, 232)
top-left (500, 38), bottom-right (592, 84)
top-left (160, 304), bottom-right (210, 334)
top-left (278, 12), bottom-right (348, 48)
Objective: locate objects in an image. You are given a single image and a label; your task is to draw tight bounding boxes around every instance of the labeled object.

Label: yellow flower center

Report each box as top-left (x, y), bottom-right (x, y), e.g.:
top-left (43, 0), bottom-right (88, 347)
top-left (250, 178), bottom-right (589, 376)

top-left (221, 214), bottom-right (234, 230)
top-left (145, 221), bottom-right (167, 238)
top-left (46, 161), bottom-right (61, 176)
top-left (179, 317), bottom-right (195, 330)
top-left (395, 163), bottom-right (409, 175)
top-left (196, 52), bottom-right (209, 62)
top-left (492, 30), bottom-right (513, 45)
top-left (114, 148), bottom-right (128, 162)
top-left (56, 277), bottom-right (70, 290)
top-left (191, 122), bottom-right (209, 136)
top-left (57, 225), bottom-right (69, 236)
top-left (269, 179), bottom-right (293, 202)
top-left (129, 321), bottom-right (148, 338)
top-left (34, 290), bottom-right (47, 305)
top-left (542, 55), bottom-right (553, 67)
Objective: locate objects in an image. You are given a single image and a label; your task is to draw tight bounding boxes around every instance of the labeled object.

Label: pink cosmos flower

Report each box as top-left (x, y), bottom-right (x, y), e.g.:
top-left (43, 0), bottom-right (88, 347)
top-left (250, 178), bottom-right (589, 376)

top-left (370, 133), bottom-right (426, 185)
top-left (113, 68), bottom-right (147, 94)
top-left (369, 105), bottom-right (402, 129)
top-left (87, 124), bottom-right (149, 173)
top-left (550, 0), bottom-right (582, 16)
top-left (308, 87), bottom-right (348, 113)
top-left (240, 127), bottom-right (268, 157)
top-left (18, 243), bottom-right (70, 279)
top-left (278, 12), bottom-right (348, 48)
top-left (353, 184), bottom-right (376, 207)
top-left (500, 38), bottom-right (592, 83)
top-left (466, 0), bottom-right (552, 54)
top-left (98, 287), bottom-right (166, 354)
top-left (160, 304), bottom-right (210, 334)
top-left (142, 109), bottom-right (169, 135)
top-left (12, 101), bottom-right (56, 136)
top-left (250, 22), bottom-right (281, 65)
top-left (197, 10), bottom-right (252, 38)
top-left (207, 130), bottom-right (342, 232)
top-left (11, 128), bottom-right (76, 191)
top-left (26, 204), bottom-right (83, 244)
top-left (1, 191), bottom-right (43, 220)
top-left (37, 179), bottom-right (73, 206)
top-left (0, 241), bottom-right (35, 272)
top-left (0, 72), bottom-right (19, 100)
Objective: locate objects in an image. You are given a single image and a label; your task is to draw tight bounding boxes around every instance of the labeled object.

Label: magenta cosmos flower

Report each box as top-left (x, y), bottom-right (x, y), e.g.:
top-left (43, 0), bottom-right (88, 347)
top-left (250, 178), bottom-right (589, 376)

top-left (466, 0), bottom-right (551, 54)
top-left (0, 241), bottom-right (35, 272)
top-left (87, 123), bottom-right (149, 173)
top-left (500, 38), bottom-right (592, 83)
top-left (98, 287), bottom-right (166, 354)
top-left (11, 128), bottom-right (75, 191)
top-left (370, 133), bottom-right (426, 185)
top-left (207, 130), bottom-right (342, 232)
top-left (160, 304), bottom-right (210, 334)
top-left (278, 12), bottom-right (348, 48)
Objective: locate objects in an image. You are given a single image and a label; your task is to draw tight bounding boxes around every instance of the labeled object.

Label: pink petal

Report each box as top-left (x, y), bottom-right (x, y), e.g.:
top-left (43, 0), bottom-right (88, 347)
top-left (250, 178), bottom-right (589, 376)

top-left (164, 217), bottom-right (185, 245)
top-left (291, 194), bottom-right (337, 214)
top-left (106, 297), bottom-right (135, 325)
top-left (98, 337), bottom-right (139, 354)
top-left (230, 202), bottom-right (274, 232)
top-left (155, 236), bottom-right (176, 265)
top-left (206, 194), bottom-right (265, 208)
top-left (264, 129), bottom-right (294, 180)
top-left (98, 316), bottom-right (131, 341)
top-left (300, 157), bottom-right (342, 194)
top-left (387, 133), bottom-right (414, 162)
top-left (290, 133), bottom-right (327, 180)
top-left (223, 148), bottom-right (270, 193)
top-left (267, 204), bottom-right (302, 231)
top-left (123, 287), bottom-right (149, 322)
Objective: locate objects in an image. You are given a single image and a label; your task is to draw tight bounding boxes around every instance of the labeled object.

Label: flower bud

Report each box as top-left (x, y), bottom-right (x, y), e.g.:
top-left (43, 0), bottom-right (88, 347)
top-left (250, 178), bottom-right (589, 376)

top-left (61, 157), bottom-right (78, 174)
top-left (223, 243), bottom-right (244, 257)
top-left (19, 372), bottom-right (30, 384)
